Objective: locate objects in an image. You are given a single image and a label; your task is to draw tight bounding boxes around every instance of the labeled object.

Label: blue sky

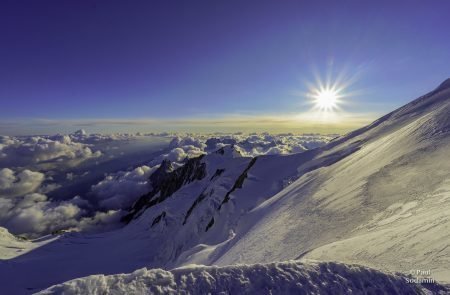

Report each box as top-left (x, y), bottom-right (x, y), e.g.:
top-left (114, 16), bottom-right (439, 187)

top-left (1, 0), bottom-right (450, 134)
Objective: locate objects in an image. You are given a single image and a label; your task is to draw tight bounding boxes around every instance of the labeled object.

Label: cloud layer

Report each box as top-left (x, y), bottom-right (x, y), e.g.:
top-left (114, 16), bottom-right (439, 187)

top-left (0, 131), bottom-right (333, 237)
top-left (166, 133), bottom-right (334, 158)
top-left (0, 131), bottom-right (135, 237)
top-left (0, 133), bottom-right (102, 170)
top-left (91, 165), bottom-right (157, 210)
top-left (0, 168), bottom-right (45, 198)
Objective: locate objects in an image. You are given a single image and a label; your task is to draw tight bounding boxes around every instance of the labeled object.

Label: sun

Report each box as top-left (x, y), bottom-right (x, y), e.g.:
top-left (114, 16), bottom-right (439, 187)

top-left (315, 89), bottom-right (338, 110)
top-left (312, 87), bottom-right (341, 111)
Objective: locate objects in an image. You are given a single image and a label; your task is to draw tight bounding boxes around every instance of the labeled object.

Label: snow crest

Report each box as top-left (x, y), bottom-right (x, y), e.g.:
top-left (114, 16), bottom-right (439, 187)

top-left (37, 260), bottom-right (432, 295)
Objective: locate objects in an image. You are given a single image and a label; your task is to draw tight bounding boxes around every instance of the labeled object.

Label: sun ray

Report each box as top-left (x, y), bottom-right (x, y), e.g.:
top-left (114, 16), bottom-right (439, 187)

top-left (312, 87), bottom-right (341, 111)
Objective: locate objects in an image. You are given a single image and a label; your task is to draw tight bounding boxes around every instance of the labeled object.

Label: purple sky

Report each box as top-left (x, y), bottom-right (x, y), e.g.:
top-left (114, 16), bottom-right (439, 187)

top-left (1, 0), bottom-right (450, 134)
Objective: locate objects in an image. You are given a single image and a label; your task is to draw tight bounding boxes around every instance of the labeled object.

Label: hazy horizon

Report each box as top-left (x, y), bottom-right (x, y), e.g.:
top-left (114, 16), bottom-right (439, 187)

top-left (0, 111), bottom-right (378, 136)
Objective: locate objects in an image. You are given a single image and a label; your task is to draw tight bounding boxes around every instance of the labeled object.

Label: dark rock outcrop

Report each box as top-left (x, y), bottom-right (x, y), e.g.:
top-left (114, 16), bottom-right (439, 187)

top-left (183, 189), bottom-right (215, 225)
top-left (149, 159), bottom-right (174, 187)
top-left (209, 168), bottom-right (225, 181)
top-left (205, 217), bottom-right (215, 232)
top-left (122, 155), bottom-right (207, 223)
top-left (151, 211), bottom-right (166, 227)
top-left (218, 157), bottom-right (258, 210)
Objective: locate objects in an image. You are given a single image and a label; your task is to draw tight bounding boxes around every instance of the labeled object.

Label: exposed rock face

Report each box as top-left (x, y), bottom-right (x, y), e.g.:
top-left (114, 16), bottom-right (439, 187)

top-left (218, 157), bottom-right (257, 210)
top-left (214, 145), bottom-right (242, 157)
top-left (209, 169), bottom-right (225, 181)
top-left (149, 159), bottom-right (174, 187)
top-left (205, 217), bottom-right (215, 232)
top-left (183, 190), bottom-right (208, 225)
top-left (151, 211), bottom-right (166, 227)
top-left (122, 155), bottom-right (207, 223)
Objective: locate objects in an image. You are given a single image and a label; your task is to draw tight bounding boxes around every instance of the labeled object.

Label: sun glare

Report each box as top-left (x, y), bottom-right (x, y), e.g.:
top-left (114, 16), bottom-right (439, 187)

top-left (303, 66), bottom-right (361, 115)
top-left (309, 86), bottom-right (343, 112)
top-left (314, 88), bottom-right (339, 111)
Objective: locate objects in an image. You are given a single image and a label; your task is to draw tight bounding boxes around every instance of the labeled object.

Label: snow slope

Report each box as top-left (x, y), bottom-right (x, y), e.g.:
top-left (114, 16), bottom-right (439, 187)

top-left (212, 80), bottom-right (450, 283)
top-left (0, 227), bottom-right (56, 259)
top-left (37, 260), bottom-right (441, 295)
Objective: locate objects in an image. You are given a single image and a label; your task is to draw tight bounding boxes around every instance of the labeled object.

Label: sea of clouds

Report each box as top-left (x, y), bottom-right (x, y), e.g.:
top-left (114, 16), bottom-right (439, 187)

top-left (0, 130), bottom-right (335, 238)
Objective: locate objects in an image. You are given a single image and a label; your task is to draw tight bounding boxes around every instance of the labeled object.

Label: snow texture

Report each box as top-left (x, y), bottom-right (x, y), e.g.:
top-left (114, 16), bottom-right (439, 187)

top-left (213, 79), bottom-right (450, 284)
top-left (37, 260), bottom-right (436, 295)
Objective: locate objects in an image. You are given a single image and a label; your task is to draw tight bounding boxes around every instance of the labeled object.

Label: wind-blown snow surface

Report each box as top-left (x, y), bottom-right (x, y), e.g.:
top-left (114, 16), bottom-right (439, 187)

top-left (38, 260), bottom-right (436, 295)
top-left (0, 227), bottom-right (57, 260)
top-left (212, 79), bottom-right (450, 284)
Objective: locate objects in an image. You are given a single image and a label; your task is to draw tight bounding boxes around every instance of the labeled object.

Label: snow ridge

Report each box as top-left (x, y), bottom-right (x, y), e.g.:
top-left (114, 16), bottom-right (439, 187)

top-left (37, 260), bottom-right (440, 295)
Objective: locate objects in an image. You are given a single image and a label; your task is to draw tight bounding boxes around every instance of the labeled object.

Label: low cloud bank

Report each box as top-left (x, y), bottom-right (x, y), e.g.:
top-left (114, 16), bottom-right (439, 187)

top-left (0, 168), bottom-right (45, 198)
top-left (168, 133), bottom-right (334, 157)
top-left (0, 132), bottom-right (102, 170)
top-left (0, 130), bottom-right (138, 237)
top-left (0, 130), bottom-right (334, 237)
top-left (91, 165), bottom-right (157, 210)
top-left (0, 188), bottom-right (121, 238)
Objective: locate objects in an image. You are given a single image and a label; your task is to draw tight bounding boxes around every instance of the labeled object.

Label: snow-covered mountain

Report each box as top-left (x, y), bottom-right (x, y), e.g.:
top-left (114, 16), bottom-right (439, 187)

top-left (1, 79), bottom-right (450, 294)
top-left (213, 78), bottom-right (450, 282)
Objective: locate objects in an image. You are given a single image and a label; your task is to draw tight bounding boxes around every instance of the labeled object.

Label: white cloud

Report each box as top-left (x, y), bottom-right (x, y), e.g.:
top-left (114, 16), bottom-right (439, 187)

top-left (0, 131), bottom-right (156, 237)
top-left (0, 193), bottom-right (81, 236)
top-left (151, 145), bottom-right (206, 165)
top-left (77, 210), bottom-right (122, 232)
top-left (0, 166), bottom-right (125, 237)
top-left (0, 192), bottom-right (123, 238)
top-left (90, 165), bottom-right (157, 210)
top-left (65, 129), bottom-right (137, 144)
top-left (169, 136), bottom-right (206, 150)
top-left (0, 168), bottom-right (45, 198)
top-left (0, 134), bottom-right (102, 169)
top-left (166, 133), bottom-right (332, 157)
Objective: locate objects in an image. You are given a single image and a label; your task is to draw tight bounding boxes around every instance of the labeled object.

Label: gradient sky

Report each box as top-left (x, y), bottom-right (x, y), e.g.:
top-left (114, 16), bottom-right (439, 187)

top-left (1, 0), bottom-right (450, 135)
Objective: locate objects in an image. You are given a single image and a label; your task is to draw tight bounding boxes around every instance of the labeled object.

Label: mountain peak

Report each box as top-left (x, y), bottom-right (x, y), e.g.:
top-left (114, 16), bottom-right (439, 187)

top-left (214, 145), bottom-right (242, 158)
top-left (435, 78), bottom-right (450, 91)
top-left (72, 129), bottom-right (87, 136)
